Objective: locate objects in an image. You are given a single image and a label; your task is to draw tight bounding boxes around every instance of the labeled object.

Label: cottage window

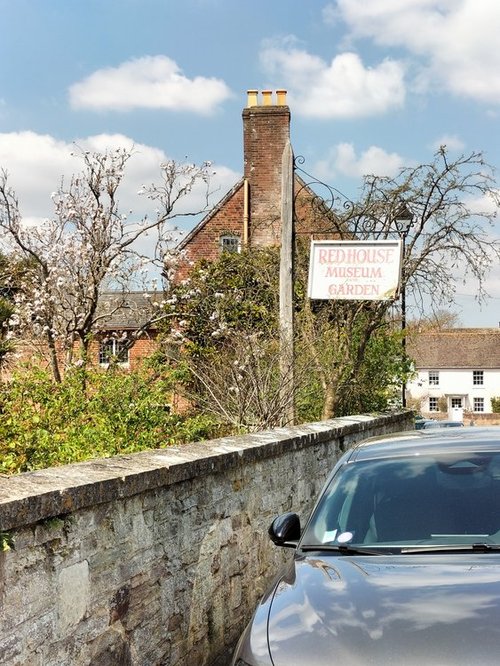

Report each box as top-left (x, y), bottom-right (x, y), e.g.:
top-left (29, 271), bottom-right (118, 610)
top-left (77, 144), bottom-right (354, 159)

top-left (473, 397), bottom-right (485, 412)
top-left (99, 339), bottom-right (129, 366)
top-left (220, 234), bottom-right (241, 253)
top-left (473, 370), bottom-right (484, 386)
top-left (428, 371), bottom-right (439, 386)
top-left (428, 397), bottom-right (439, 412)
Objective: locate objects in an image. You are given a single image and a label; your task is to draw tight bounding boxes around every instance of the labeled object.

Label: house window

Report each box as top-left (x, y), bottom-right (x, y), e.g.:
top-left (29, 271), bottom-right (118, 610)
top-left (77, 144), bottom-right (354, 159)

top-left (429, 397), bottom-right (439, 412)
top-left (451, 397), bottom-right (463, 409)
top-left (428, 371), bottom-right (439, 386)
top-left (99, 339), bottom-right (129, 366)
top-left (473, 370), bottom-right (484, 386)
top-left (220, 234), bottom-right (241, 253)
top-left (473, 397), bottom-right (485, 412)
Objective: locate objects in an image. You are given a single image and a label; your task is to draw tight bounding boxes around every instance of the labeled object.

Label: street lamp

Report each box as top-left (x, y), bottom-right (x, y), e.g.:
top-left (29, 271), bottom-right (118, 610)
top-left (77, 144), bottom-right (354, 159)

top-left (394, 203), bottom-right (414, 408)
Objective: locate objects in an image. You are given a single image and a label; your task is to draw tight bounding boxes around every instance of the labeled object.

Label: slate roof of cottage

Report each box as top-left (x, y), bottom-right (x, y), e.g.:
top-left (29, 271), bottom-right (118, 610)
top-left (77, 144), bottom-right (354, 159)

top-left (96, 291), bottom-right (164, 330)
top-left (407, 328), bottom-right (500, 369)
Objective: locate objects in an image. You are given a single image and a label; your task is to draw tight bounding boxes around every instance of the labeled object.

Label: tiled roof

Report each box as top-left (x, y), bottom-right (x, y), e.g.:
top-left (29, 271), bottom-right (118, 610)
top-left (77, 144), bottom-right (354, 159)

top-left (408, 328), bottom-right (500, 369)
top-left (96, 291), bottom-right (164, 330)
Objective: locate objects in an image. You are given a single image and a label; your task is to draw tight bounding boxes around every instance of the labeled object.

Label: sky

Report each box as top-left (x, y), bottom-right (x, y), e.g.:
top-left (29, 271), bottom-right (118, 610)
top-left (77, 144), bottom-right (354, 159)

top-left (1, 0), bottom-right (500, 327)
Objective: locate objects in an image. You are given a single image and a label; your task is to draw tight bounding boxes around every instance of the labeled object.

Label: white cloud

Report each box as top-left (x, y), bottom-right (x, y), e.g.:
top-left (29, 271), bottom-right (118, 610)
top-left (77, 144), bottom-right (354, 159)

top-left (69, 55), bottom-right (233, 114)
top-left (463, 191), bottom-right (500, 217)
top-left (260, 44), bottom-right (405, 118)
top-left (0, 131), bottom-right (77, 220)
top-left (315, 142), bottom-right (407, 179)
top-left (0, 132), bottom-right (239, 230)
top-left (430, 134), bottom-right (465, 152)
top-left (333, 0), bottom-right (500, 105)
top-left (321, 3), bottom-right (340, 26)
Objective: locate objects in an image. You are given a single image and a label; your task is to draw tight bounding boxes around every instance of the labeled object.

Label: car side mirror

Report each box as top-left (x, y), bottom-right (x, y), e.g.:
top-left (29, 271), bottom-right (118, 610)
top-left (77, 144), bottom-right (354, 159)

top-left (268, 512), bottom-right (301, 548)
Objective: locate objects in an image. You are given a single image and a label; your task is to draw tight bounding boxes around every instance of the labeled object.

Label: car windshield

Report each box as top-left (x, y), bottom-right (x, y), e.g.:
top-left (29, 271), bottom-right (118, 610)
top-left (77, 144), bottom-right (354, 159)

top-left (301, 451), bottom-right (500, 550)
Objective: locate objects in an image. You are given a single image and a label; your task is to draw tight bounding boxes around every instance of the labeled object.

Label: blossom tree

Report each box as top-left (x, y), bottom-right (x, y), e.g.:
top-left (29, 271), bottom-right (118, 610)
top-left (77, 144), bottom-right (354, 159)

top-left (0, 147), bottom-right (213, 381)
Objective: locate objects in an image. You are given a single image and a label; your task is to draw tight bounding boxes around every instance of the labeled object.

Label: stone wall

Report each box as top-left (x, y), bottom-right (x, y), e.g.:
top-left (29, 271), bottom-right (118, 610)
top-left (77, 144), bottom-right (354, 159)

top-left (0, 412), bottom-right (413, 666)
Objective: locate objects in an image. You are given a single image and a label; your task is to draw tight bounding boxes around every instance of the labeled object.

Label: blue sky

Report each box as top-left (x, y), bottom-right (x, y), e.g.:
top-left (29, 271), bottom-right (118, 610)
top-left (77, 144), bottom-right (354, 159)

top-left (1, 0), bottom-right (500, 326)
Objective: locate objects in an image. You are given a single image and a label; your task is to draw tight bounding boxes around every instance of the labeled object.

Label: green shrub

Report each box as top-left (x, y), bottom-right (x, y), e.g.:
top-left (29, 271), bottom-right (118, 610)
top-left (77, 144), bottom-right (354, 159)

top-left (0, 365), bottom-right (221, 474)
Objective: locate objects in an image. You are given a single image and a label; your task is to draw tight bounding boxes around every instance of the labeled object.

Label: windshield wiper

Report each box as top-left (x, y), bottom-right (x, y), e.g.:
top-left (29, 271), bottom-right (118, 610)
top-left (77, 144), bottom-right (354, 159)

top-left (300, 543), bottom-right (386, 556)
top-left (401, 543), bottom-right (500, 554)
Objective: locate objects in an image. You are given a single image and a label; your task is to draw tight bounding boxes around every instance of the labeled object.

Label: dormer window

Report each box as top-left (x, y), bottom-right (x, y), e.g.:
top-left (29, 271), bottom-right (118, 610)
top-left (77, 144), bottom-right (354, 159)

top-left (220, 234), bottom-right (241, 253)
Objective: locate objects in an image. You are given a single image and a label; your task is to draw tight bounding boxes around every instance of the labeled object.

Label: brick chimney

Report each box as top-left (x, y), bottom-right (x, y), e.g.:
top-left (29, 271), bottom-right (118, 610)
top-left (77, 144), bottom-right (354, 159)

top-left (242, 89), bottom-right (290, 246)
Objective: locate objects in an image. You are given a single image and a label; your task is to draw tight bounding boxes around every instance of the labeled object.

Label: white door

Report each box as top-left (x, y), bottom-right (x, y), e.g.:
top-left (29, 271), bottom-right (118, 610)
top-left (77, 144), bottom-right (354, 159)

top-left (449, 397), bottom-right (464, 422)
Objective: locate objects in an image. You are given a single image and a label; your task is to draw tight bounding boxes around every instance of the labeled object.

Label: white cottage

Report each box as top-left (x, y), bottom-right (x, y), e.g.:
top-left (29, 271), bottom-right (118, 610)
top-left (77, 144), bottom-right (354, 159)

top-left (406, 328), bottom-right (500, 420)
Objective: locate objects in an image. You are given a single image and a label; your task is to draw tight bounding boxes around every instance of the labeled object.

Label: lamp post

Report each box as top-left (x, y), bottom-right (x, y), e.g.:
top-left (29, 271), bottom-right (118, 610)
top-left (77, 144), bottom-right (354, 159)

top-left (394, 204), bottom-right (414, 408)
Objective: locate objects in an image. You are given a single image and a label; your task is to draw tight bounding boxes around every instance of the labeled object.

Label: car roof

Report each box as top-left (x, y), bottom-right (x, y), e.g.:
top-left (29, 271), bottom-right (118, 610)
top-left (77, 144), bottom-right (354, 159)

top-left (348, 427), bottom-right (500, 462)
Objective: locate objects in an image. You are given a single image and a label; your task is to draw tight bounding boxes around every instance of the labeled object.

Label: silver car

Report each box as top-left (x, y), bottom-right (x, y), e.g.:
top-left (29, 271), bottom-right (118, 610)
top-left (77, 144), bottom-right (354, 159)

top-left (232, 428), bottom-right (500, 665)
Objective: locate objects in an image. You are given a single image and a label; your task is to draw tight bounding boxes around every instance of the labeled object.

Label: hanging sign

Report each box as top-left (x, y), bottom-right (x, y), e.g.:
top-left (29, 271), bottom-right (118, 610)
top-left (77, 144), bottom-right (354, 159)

top-left (307, 239), bottom-right (402, 301)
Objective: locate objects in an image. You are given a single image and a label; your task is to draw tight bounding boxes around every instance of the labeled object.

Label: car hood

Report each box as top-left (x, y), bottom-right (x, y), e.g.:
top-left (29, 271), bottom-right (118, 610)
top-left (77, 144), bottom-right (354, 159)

top-left (266, 553), bottom-right (500, 665)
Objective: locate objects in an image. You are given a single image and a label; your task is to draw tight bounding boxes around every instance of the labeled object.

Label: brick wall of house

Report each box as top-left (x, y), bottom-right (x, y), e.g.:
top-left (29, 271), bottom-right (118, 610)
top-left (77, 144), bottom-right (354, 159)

top-left (87, 333), bottom-right (158, 371)
top-left (4, 334), bottom-right (159, 380)
top-left (175, 183), bottom-right (245, 282)
top-left (128, 335), bottom-right (157, 369)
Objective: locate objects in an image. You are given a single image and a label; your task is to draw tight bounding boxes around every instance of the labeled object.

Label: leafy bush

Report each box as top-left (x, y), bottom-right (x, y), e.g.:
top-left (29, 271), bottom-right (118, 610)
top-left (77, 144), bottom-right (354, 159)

top-left (0, 364), bottom-right (221, 474)
top-left (491, 397), bottom-right (500, 413)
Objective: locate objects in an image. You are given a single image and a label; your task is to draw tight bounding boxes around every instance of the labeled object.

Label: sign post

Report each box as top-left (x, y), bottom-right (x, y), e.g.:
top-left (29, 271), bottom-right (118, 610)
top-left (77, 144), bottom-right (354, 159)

top-left (280, 140), bottom-right (294, 426)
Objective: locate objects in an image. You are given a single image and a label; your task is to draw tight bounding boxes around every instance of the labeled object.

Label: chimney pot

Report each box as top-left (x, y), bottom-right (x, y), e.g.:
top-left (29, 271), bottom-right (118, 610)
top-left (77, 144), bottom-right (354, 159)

top-left (276, 89), bottom-right (287, 105)
top-left (247, 89), bottom-right (258, 107)
top-left (262, 90), bottom-right (273, 106)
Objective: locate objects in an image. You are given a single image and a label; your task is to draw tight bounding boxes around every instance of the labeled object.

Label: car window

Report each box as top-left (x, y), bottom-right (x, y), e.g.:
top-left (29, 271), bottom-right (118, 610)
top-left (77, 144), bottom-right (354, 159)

top-left (301, 452), bottom-right (500, 549)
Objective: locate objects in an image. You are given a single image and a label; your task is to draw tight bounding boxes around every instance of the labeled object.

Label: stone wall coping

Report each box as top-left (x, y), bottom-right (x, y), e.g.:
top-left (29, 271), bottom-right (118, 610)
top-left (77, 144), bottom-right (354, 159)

top-left (0, 412), bottom-right (406, 531)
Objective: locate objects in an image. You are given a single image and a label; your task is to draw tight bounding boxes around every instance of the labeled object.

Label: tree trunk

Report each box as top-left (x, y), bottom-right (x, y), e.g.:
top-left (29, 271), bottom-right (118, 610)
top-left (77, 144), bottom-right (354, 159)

top-left (322, 379), bottom-right (337, 420)
top-left (46, 333), bottom-right (61, 383)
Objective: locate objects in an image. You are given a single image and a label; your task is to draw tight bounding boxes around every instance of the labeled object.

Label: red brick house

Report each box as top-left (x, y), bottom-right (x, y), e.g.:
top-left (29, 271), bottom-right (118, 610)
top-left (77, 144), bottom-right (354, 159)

top-left (174, 89), bottom-right (336, 279)
top-left (91, 291), bottom-right (162, 370)
top-left (3, 291), bottom-right (162, 379)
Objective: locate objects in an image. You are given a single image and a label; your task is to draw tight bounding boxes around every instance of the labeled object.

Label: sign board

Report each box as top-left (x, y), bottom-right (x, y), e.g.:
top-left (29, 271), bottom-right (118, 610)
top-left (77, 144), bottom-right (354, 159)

top-left (307, 239), bottom-right (403, 301)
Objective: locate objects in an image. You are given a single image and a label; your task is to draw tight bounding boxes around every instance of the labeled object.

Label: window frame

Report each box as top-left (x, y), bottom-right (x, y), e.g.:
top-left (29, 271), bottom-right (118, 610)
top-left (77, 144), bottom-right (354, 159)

top-left (473, 370), bottom-right (484, 386)
top-left (428, 397), bottom-right (439, 412)
top-left (428, 370), bottom-right (440, 386)
top-left (99, 338), bottom-right (130, 367)
top-left (219, 234), bottom-right (241, 254)
top-left (473, 397), bottom-right (485, 413)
